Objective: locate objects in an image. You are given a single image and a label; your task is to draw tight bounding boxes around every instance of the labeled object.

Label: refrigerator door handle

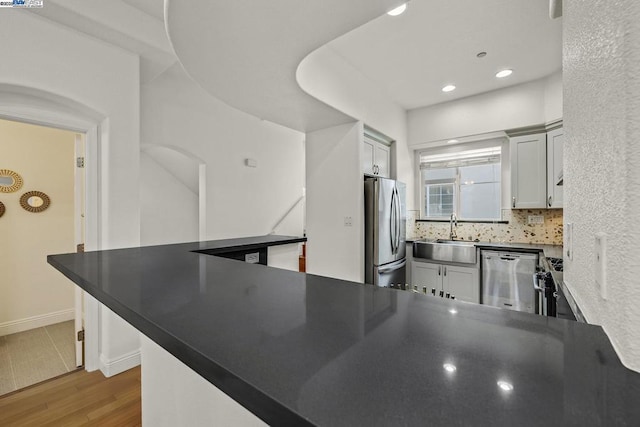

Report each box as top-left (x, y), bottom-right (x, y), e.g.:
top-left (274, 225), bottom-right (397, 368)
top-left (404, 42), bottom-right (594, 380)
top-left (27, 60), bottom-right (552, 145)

top-left (393, 188), bottom-right (400, 253)
top-left (390, 188), bottom-right (397, 254)
top-left (378, 259), bottom-right (407, 274)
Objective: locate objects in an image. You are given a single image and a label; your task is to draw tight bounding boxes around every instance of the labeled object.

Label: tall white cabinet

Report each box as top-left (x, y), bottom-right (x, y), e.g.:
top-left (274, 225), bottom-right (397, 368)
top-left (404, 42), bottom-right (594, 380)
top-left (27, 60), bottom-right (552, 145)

top-left (510, 133), bottom-right (547, 209)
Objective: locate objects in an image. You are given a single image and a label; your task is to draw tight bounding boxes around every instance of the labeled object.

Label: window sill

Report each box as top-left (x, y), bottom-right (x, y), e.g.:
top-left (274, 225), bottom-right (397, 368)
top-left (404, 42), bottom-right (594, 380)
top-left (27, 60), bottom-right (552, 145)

top-left (416, 219), bottom-right (509, 224)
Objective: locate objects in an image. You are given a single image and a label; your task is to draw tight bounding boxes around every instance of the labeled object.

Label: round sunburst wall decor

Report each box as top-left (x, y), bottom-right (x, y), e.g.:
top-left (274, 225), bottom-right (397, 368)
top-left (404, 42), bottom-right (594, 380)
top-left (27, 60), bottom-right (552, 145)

top-left (0, 201), bottom-right (5, 218)
top-left (0, 169), bottom-right (24, 193)
top-left (20, 190), bottom-right (51, 213)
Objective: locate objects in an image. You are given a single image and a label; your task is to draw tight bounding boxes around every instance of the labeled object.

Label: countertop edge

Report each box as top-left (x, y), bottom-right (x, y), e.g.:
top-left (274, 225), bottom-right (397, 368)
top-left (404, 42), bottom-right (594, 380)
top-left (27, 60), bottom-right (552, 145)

top-left (47, 235), bottom-right (312, 426)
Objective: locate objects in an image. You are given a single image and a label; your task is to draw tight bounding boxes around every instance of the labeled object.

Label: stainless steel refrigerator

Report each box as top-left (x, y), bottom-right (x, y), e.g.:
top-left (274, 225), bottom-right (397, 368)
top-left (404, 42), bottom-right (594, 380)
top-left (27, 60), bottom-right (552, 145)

top-left (364, 176), bottom-right (406, 287)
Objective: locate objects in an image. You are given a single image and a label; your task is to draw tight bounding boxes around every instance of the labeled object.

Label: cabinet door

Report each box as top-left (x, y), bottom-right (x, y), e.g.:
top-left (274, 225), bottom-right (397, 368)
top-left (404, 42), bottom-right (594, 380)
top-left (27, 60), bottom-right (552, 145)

top-left (375, 143), bottom-right (391, 178)
top-left (362, 137), bottom-right (375, 175)
top-left (547, 128), bottom-right (564, 208)
top-left (411, 261), bottom-right (442, 294)
top-left (510, 133), bottom-right (547, 209)
top-left (442, 265), bottom-right (479, 304)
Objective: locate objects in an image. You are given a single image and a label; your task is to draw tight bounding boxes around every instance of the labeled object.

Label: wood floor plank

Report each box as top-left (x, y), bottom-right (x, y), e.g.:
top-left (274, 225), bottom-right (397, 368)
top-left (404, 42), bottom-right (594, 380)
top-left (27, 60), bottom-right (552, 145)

top-left (0, 366), bottom-right (141, 427)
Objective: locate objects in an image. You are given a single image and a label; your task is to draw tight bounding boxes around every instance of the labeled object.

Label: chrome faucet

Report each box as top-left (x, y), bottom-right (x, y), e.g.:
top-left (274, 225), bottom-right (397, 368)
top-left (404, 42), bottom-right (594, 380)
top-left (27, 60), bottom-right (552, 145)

top-left (450, 213), bottom-right (458, 240)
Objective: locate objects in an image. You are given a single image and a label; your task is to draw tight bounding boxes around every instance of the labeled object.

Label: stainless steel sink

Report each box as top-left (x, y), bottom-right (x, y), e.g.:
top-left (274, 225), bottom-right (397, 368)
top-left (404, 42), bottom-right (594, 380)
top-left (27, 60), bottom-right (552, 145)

top-left (413, 239), bottom-right (477, 264)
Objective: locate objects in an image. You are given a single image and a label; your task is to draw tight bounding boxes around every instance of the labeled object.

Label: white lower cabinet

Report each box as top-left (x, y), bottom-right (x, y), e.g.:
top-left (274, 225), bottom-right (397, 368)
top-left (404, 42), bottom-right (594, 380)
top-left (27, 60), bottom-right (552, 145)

top-left (411, 261), bottom-right (480, 304)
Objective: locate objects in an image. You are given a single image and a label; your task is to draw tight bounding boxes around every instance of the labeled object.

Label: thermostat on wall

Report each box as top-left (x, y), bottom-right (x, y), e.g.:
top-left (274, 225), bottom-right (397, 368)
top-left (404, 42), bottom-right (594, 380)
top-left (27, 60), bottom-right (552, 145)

top-left (245, 158), bottom-right (257, 168)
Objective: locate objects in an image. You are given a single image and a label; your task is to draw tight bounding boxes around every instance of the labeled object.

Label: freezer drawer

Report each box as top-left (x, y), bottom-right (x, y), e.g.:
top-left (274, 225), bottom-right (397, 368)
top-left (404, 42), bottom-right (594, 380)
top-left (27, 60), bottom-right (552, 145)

top-left (481, 251), bottom-right (538, 313)
top-left (374, 258), bottom-right (406, 288)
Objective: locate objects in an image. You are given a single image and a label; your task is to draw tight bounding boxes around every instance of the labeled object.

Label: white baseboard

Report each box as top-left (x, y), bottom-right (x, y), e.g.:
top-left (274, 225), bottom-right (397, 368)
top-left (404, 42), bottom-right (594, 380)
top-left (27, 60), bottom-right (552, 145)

top-left (100, 349), bottom-right (141, 377)
top-left (0, 309), bottom-right (74, 337)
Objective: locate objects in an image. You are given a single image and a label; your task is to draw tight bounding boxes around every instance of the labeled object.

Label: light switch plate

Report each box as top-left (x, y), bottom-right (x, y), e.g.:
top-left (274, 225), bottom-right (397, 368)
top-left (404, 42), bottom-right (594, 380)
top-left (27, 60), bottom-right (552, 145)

top-left (528, 215), bottom-right (544, 224)
top-left (565, 223), bottom-right (574, 260)
top-left (595, 232), bottom-right (607, 299)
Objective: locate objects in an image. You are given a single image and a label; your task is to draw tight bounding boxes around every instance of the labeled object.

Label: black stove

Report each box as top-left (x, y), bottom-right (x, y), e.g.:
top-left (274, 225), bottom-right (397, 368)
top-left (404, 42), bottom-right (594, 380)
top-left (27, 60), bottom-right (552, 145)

top-left (546, 257), bottom-right (563, 272)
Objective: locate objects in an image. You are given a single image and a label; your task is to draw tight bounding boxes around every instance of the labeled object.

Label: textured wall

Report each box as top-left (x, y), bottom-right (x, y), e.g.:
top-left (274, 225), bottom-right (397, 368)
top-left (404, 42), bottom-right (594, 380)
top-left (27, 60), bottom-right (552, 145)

top-left (410, 209), bottom-right (563, 245)
top-left (564, 0), bottom-right (640, 371)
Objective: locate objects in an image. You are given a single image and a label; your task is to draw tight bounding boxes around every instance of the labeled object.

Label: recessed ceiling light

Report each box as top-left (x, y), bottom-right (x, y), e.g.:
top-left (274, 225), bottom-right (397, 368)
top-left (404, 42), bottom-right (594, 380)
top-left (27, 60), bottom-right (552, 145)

top-left (496, 69), bottom-right (513, 78)
top-left (442, 85), bottom-right (456, 93)
top-left (443, 363), bottom-right (457, 373)
top-left (497, 380), bottom-right (514, 391)
top-left (387, 3), bottom-right (407, 16)
top-left (477, 52), bottom-right (487, 58)
top-left (447, 139), bottom-right (459, 144)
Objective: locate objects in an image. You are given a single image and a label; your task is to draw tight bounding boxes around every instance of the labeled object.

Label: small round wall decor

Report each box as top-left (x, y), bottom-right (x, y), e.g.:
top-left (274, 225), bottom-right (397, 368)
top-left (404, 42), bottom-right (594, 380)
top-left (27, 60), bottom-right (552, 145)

top-left (0, 201), bottom-right (5, 218)
top-left (20, 190), bottom-right (51, 213)
top-left (0, 169), bottom-right (24, 193)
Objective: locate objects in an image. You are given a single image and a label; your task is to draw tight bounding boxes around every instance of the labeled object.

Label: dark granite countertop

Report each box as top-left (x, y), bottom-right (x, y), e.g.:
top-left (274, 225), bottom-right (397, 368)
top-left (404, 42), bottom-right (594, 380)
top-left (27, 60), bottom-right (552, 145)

top-left (48, 235), bottom-right (640, 426)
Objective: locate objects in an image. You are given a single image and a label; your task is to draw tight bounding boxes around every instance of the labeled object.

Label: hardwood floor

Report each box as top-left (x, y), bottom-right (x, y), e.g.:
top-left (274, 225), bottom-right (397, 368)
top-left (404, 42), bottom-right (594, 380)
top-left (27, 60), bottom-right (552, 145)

top-left (0, 366), bottom-right (141, 426)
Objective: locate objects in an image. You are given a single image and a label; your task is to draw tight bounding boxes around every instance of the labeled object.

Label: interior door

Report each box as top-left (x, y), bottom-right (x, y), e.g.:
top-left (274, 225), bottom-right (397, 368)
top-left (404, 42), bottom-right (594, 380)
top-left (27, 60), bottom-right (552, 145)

top-left (74, 134), bottom-right (85, 367)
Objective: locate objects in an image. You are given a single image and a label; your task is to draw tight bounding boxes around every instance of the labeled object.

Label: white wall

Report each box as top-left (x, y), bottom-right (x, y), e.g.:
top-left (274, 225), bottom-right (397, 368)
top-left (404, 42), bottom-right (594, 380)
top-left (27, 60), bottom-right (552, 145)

top-left (141, 64), bottom-right (305, 240)
top-left (306, 122), bottom-right (364, 282)
top-left (563, 0), bottom-right (640, 371)
top-left (408, 72), bottom-right (563, 145)
top-left (140, 150), bottom-right (200, 245)
top-left (297, 46), bottom-right (414, 210)
top-left (0, 12), bottom-right (141, 374)
top-left (141, 335), bottom-right (266, 426)
top-left (0, 119), bottom-right (76, 335)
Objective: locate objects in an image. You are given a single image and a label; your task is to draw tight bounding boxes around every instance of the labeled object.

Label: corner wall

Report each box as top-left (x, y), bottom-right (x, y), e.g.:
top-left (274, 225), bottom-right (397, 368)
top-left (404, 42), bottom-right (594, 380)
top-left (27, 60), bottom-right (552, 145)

top-left (563, 0), bottom-right (640, 371)
top-left (297, 45), bottom-right (414, 209)
top-left (306, 122), bottom-right (364, 281)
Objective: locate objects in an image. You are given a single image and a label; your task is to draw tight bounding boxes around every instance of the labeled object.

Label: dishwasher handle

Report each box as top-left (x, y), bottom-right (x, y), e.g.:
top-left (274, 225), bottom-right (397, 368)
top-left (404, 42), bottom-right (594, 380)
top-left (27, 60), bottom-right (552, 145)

top-left (532, 273), bottom-right (544, 292)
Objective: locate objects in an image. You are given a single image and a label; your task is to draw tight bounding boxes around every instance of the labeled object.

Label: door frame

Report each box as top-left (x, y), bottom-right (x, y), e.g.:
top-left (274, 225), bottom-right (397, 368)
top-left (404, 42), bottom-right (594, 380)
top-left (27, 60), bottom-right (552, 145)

top-left (0, 84), bottom-right (104, 372)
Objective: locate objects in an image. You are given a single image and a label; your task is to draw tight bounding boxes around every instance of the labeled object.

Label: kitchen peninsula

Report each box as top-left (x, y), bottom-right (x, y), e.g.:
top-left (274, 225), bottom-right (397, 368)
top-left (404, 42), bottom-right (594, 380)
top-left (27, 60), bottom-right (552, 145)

top-left (48, 235), bottom-right (640, 426)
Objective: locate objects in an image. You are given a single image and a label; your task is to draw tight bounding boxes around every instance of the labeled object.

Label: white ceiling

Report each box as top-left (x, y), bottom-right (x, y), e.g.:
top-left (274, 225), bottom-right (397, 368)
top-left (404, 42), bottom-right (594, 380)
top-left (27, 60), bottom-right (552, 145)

top-left (121, 0), bottom-right (165, 21)
top-left (33, 0), bottom-right (562, 126)
top-left (328, 0), bottom-right (563, 110)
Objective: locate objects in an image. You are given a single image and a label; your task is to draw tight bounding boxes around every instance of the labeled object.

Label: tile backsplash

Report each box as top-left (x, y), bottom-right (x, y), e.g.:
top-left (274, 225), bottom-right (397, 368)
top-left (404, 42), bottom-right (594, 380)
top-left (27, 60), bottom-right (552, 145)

top-left (409, 209), bottom-right (563, 245)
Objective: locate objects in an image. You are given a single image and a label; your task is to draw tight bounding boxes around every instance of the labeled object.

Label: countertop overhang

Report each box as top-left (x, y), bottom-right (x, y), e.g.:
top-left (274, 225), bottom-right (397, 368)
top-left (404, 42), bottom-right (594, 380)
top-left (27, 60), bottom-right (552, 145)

top-left (48, 235), bottom-right (640, 426)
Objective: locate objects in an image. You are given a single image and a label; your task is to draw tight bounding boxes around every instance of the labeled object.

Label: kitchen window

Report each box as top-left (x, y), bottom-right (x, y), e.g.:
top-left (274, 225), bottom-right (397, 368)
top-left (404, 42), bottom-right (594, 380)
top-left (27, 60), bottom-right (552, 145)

top-left (420, 146), bottom-right (501, 221)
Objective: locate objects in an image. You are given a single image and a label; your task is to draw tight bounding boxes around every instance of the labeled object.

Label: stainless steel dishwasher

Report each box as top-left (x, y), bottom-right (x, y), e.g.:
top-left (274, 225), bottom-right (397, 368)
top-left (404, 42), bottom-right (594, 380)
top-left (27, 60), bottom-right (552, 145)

top-left (481, 250), bottom-right (538, 313)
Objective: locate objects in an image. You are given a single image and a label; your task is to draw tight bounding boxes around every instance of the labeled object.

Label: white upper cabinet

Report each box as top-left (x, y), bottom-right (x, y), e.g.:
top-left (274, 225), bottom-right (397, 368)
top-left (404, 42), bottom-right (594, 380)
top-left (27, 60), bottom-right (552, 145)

top-left (362, 134), bottom-right (390, 178)
top-left (362, 137), bottom-right (376, 175)
top-left (510, 133), bottom-right (547, 209)
top-left (546, 127), bottom-right (564, 208)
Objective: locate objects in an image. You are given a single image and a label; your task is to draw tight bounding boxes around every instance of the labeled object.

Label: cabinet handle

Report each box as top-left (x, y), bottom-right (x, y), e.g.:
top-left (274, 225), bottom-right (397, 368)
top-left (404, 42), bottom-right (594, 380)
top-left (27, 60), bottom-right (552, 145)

top-left (444, 266), bottom-right (447, 276)
top-left (512, 197), bottom-right (516, 208)
top-left (438, 266), bottom-right (441, 276)
top-left (548, 196), bottom-right (552, 207)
